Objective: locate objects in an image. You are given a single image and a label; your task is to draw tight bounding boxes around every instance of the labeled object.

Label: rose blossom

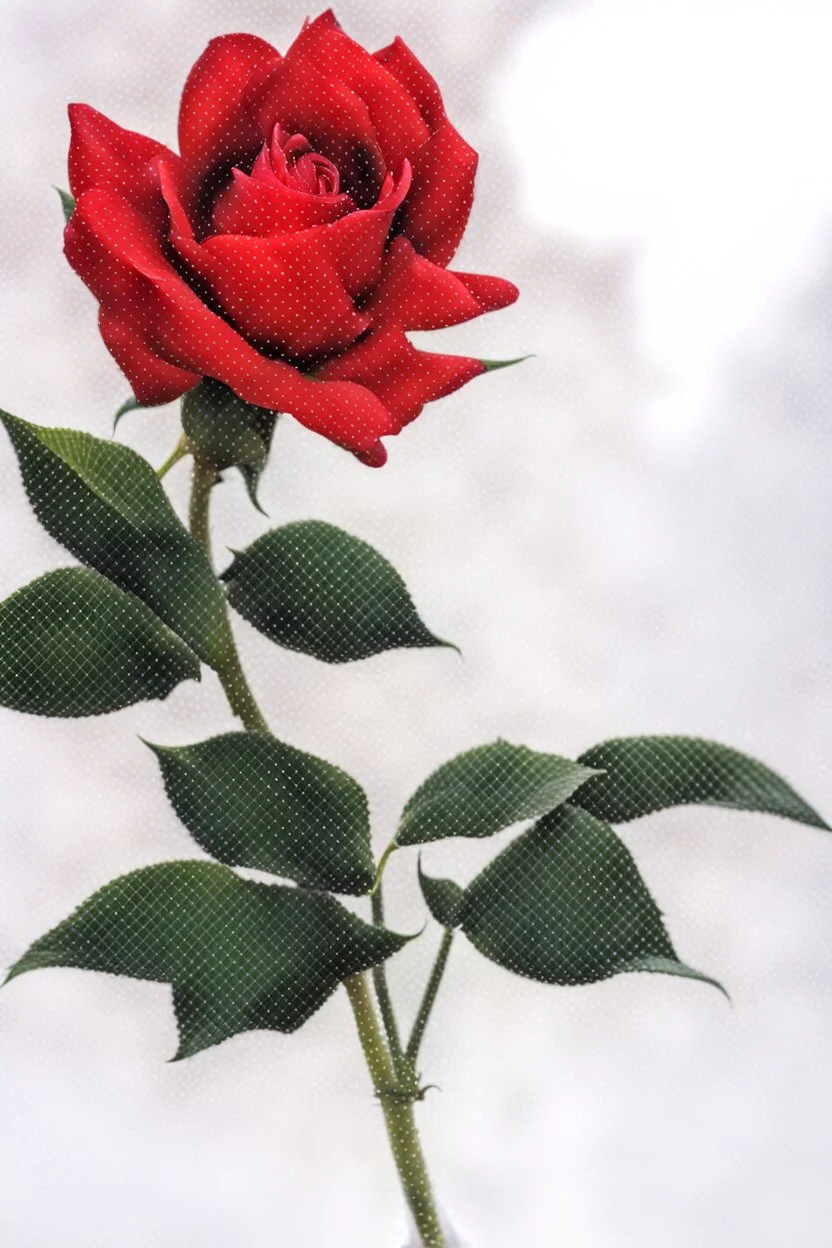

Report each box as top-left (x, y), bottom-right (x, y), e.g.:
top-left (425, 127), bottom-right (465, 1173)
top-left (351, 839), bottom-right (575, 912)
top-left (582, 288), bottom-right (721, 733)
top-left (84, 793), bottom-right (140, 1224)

top-left (64, 10), bottom-right (519, 465)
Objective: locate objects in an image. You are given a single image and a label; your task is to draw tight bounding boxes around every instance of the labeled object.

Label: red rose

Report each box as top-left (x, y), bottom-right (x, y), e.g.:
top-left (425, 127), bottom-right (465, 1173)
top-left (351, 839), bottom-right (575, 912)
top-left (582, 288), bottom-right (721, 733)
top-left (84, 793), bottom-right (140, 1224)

top-left (64, 10), bottom-right (519, 466)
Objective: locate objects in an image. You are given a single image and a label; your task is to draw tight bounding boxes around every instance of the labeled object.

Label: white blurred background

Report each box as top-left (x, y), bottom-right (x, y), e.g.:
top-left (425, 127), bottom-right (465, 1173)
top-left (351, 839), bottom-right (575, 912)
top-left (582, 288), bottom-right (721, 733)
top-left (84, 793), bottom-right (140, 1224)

top-left (2, 1), bottom-right (832, 1244)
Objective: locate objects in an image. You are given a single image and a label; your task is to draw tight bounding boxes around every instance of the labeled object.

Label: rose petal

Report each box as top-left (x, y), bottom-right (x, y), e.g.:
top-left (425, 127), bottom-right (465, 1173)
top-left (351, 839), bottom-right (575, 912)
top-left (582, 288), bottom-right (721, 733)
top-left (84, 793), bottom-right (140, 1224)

top-left (323, 161), bottom-right (412, 299)
top-left (178, 33), bottom-right (282, 218)
top-left (67, 104), bottom-right (176, 231)
top-left (252, 49), bottom-right (385, 209)
top-left (97, 312), bottom-right (201, 406)
top-left (172, 231), bottom-right (370, 360)
top-left (64, 188), bottom-right (396, 458)
top-left (373, 36), bottom-right (446, 132)
top-left (398, 121), bottom-right (478, 266)
top-left (365, 236), bottom-right (517, 332)
top-left (317, 323), bottom-right (485, 428)
top-left (285, 13), bottom-right (430, 172)
top-left (212, 167), bottom-right (354, 237)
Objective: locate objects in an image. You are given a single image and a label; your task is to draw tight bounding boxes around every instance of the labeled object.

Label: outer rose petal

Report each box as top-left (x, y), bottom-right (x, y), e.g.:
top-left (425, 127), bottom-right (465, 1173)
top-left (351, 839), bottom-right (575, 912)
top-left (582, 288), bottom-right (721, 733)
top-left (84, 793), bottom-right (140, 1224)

top-left (365, 236), bottom-right (518, 332)
top-left (64, 188), bottom-right (396, 459)
top-left (398, 121), bottom-right (478, 266)
top-left (67, 104), bottom-right (176, 230)
top-left (317, 323), bottom-right (485, 428)
top-left (97, 312), bottom-right (201, 405)
top-left (285, 12), bottom-right (430, 171)
top-left (373, 36), bottom-right (446, 132)
top-left (174, 232), bottom-right (370, 359)
top-left (177, 33), bottom-right (282, 217)
top-left (212, 167), bottom-right (353, 237)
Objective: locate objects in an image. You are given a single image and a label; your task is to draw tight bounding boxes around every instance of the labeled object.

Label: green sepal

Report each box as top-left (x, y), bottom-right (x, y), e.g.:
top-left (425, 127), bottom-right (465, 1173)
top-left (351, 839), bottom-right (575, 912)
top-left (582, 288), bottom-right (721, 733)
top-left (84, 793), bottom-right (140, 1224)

top-left (396, 740), bottom-right (599, 846)
top-left (573, 735), bottom-right (828, 829)
top-left (222, 520), bottom-right (451, 663)
top-left (6, 861), bottom-right (410, 1059)
top-left (459, 804), bottom-right (723, 993)
top-left (0, 411), bottom-right (231, 669)
top-left (418, 860), bottom-right (463, 928)
top-left (0, 568), bottom-right (199, 717)
top-left (113, 396), bottom-right (147, 430)
top-left (147, 732), bottom-right (375, 895)
top-left (480, 355), bottom-right (533, 371)
top-left (181, 380), bottom-right (278, 513)
top-left (55, 187), bottom-right (75, 224)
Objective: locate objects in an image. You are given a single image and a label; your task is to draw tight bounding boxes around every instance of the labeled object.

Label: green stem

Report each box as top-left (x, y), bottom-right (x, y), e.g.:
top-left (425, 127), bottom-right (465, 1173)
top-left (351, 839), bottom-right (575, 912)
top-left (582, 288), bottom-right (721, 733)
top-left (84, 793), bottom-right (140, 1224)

top-left (185, 462), bottom-right (443, 1242)
top-left (156, 434), bottom-right (190, 479)
top-left (188, 453), bottom-right (269, 735)
top-left (345, 973), bottom-right (445, 1248)
top-left (407, 930), bottom-right (454, 1063)
top-left (371, 885), bottom-right (405, 1061)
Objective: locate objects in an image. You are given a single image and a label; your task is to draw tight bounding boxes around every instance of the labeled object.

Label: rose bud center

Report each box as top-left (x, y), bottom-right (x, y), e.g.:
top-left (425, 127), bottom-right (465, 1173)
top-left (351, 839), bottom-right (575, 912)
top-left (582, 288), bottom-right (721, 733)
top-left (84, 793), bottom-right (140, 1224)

top-left (250, 122), bottom-right (341, 198)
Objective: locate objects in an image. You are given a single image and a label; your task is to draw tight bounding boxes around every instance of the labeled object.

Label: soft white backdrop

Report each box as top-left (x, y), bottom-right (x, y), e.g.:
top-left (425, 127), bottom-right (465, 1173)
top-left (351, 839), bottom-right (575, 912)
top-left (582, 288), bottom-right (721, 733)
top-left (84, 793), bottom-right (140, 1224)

top-left (1, 1), bottom-right (832, 1245)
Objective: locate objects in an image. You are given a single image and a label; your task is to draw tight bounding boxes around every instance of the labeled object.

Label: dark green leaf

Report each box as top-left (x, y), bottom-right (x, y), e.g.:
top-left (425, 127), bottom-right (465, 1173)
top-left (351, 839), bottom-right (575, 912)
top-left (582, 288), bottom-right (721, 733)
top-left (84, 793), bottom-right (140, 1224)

top-left (222, 520), bottom-right (449, 663)
top-left (7, 861), bottom-right (409, 1059)
top-left (147, 732), bottom-right (374, 895)
top-left (55, 187), bottom-right (75, 224)
top-left (396, 740), bottom-right (599, 846)
top-left (0, 568), bottom-right (200, 717)
top-left (460, 804), bottom-right (722, 992)
top-left (418, 861), bottom-right (463, 928)
top-left (0, 412), bottom-right (231, 669)
top-left (574, 735), bottom-right (828, 829)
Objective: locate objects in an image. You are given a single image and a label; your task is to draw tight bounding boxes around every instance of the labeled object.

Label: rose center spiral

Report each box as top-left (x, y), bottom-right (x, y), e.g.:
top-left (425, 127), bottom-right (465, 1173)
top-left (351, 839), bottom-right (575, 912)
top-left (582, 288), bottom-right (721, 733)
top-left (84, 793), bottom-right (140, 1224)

top-left (251, 123), bottom-right (341, 198)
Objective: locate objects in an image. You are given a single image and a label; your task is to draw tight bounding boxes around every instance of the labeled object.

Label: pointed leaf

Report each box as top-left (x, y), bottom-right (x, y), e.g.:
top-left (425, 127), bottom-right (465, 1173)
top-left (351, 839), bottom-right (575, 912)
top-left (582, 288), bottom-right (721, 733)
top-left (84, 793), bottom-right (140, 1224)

top-left (460, 804), bottom-right (721, 992)
top-left (0, 568), bottom-right (199, 717)
top-left (222, 521), bottom-right (449, 663)
top-left (480, 355), bottom-right (533, 371)
top-left (55, 186), bottom-right (75, 224)
top-left (7, 862), bottom-right (409, 1059)
top-left (0, 412), bottom-right (231, 669)
top-left (418, 861), bottom-right (463, 928)
top-left (396, 740), bottom-right (599, 846)
top-left (574, 735), bottom-right (828, 829)
top-left (147, 732), bottom-right (374, 895)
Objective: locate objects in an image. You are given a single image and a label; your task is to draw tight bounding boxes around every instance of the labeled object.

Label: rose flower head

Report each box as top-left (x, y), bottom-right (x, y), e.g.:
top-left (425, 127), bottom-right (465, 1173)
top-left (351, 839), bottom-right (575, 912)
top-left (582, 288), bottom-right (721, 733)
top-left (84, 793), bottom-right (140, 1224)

top-left (64, 10), bottom-right (519, 466)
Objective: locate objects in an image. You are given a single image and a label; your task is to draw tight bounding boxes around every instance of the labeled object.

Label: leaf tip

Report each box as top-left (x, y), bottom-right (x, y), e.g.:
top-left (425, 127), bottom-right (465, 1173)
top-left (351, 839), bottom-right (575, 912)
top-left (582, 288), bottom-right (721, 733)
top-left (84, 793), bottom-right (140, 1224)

top-left (481, 354), bottom-right (534, 372)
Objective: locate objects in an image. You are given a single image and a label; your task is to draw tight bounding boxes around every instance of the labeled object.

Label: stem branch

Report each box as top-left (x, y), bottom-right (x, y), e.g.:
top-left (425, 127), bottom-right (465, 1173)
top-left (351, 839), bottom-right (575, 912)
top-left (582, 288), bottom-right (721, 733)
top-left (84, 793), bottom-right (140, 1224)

top-left (407, 930), bottom-right (454, 1063)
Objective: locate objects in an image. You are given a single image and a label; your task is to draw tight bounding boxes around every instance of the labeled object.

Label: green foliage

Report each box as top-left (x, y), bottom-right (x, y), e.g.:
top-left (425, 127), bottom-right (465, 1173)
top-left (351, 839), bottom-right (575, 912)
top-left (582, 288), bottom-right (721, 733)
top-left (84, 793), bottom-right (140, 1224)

top-left (7, 862), bottom-right (409, 1059)
top-left (396, 740), bottom-right (598, 846)
top-left (574, 735), bottom-right (828, 828)
top-left (0, 412), bottom-right (231, 669)
top-left (418, 861), bottom-right (463, 928)
top-left (182, 379), bottom-right (278, 513)
top-left (112, 396), bottom-right (146, 430)
top-left (0, 568), bottom-right (199, 716)
top-left (148, 732), bottom-right (374, 895)
top-left (222, 521), bottom-right (449, 663)
top-left (460, 804), bottom-right (722, 992)
top-left (55, 187), bottom-right (75, 224)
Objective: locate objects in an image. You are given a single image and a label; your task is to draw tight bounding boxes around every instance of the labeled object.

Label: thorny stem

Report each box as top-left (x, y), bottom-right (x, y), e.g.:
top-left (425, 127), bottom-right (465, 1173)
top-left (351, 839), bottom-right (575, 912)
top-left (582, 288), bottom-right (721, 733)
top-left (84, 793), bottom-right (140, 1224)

top-left (185, 457), bottom-right (445, 1246)
top-left (407, 929), bottom-right (454, 1063)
